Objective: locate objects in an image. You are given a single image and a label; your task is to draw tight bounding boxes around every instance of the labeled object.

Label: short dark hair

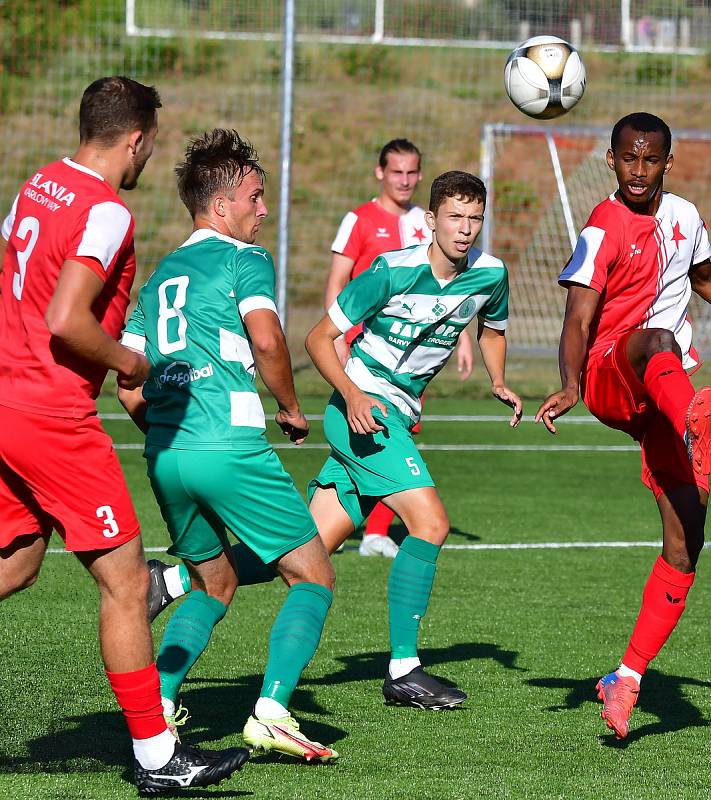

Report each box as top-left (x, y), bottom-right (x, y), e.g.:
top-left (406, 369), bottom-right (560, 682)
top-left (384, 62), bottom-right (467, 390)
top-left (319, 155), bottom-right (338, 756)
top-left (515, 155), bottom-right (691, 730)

top-left (611, 112), bottom-right (672, 155)
top-left (79, 76), bottom-right (161, 145)
top-left (378, 138), bottom-right (422, 170)
top-left (429, 171), bottom-right (486, 215)
top-left (175, 129), bottom-right (266, 218)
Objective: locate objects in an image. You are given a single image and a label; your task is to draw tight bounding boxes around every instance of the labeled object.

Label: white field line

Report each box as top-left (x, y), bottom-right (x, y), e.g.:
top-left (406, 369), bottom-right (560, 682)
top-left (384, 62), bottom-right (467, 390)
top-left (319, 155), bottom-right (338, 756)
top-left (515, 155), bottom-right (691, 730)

top-left (48, 540), bottom-right (696, 555)
top-left (113, 442), bottom-right (637, 452)
top-left (101, 412), bottom-right (600, 424)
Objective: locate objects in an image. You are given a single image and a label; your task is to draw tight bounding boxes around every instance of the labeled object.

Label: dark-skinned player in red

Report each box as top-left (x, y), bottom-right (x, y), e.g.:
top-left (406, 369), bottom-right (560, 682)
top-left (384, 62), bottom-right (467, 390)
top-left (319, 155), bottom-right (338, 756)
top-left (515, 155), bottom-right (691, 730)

top-left (535, 112), bottom-right (711, 740)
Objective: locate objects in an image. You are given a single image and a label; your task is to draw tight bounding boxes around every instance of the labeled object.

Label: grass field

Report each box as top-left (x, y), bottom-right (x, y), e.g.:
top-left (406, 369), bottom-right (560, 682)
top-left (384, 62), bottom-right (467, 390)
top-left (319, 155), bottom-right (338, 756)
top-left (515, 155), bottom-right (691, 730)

top-left (1, 387), bottom-right (710, 800)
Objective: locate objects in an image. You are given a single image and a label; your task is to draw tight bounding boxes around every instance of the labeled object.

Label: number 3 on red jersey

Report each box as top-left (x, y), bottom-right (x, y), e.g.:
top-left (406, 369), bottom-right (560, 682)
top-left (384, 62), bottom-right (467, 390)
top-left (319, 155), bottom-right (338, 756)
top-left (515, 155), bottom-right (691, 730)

top-left (12, 216), bottom-right (40, 300)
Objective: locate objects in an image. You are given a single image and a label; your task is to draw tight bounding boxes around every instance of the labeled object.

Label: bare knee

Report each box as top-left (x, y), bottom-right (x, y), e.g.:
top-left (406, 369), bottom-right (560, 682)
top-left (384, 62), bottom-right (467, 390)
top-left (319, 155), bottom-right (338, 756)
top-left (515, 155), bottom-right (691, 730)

top-left (187, 558), bottom-right (237, 606)
top-left (281, 560), bottom-right (336, 592)
top-left (405, 508), bottom-right (450, 545)
top-left (0, 566), bottom-right (41, 599)
top-left (646, 328), bottom-right (681, 360)
top-left (94, 557), bottom-right (151, 612)
top-left (277, 542), bottom-right (336, 591)
top-left (0, 535), bottom-right (47, 599)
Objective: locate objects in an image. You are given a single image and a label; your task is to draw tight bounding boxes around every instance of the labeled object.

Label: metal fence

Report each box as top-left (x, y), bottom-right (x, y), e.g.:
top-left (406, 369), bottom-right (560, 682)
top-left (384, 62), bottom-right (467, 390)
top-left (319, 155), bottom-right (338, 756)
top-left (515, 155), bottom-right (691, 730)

top-left (2, 1), bottom-right (711, 355)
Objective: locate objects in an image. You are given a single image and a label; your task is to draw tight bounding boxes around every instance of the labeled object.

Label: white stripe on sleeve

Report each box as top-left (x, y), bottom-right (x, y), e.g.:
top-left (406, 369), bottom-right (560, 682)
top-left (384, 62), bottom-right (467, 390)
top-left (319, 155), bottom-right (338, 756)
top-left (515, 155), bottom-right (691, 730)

top-left (331, 211), bottom-right (358, 254)
top-left (559, 226), bottom-right (606, 287)
top-left (481, 317), bottom-right (508, 331)
top-left (1, 195), bottom-right (19, 241)
top-left (328, 299), bottom-right (354, 333)
top-left (76, 202), bottom-right (132, 271)
top-left (238, 296), bottom-right (278, 318)
top-left (121, 332), bottom-right (146, 353)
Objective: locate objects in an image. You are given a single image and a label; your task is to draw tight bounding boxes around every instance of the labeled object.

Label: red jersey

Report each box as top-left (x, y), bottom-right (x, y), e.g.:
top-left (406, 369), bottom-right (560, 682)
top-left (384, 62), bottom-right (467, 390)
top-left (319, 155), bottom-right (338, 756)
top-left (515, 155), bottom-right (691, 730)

top-left (559, 192), bottom-right (711, 370)
top-left (331, 199), bottom-right (430, 279)
top-left (0, 158), bottom-right (136, 419)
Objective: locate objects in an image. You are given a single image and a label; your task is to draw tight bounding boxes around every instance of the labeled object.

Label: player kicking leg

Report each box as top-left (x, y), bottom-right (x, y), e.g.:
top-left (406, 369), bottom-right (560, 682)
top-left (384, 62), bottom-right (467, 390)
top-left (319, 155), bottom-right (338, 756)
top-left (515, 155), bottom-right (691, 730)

top-left (535, 112), bottom-right (711, 740)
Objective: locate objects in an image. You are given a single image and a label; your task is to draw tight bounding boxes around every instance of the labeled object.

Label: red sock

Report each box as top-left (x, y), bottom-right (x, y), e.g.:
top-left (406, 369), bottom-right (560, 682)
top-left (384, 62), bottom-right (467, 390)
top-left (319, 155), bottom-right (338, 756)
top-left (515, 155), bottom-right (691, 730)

top-left (365, 502), bottom-right (396, 536)
top-left (643, 352), bottom-right (695, 441)
top-left (622, 556), bottom-right (695, 674)
top-left (106, 662), bottom-right (167, 739)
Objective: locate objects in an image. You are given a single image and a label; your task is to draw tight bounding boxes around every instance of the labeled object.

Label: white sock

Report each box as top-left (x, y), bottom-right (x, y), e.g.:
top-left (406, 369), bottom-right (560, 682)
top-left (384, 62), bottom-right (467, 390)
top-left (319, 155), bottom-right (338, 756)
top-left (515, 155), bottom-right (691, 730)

top-left (254, 696), bottom-right (289, 720)
top-left (617, 664), bottom-right (643, 684)
top-left (389, 657), bottom-right (421, 680)
top-left (133, 728), bottom-right (177, 770)
top-left (164, 565), bottom-right (187, 600)
top-left (161, 697), bottom-right (175, 717)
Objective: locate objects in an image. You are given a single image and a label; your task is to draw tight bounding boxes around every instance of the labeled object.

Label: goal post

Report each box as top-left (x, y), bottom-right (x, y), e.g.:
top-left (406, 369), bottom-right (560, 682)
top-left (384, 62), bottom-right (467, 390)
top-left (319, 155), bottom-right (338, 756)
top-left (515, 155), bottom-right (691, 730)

top-left (480, 123), bottom-right (711, 354)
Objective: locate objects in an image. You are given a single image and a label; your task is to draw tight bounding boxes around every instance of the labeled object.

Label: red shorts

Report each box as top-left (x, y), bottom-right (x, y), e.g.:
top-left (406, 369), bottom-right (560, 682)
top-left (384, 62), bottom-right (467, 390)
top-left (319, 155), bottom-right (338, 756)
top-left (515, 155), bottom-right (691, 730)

top-left (582, 333), bottom-right (708, 498)
top-left (0, 405), bottom-right (141, 551)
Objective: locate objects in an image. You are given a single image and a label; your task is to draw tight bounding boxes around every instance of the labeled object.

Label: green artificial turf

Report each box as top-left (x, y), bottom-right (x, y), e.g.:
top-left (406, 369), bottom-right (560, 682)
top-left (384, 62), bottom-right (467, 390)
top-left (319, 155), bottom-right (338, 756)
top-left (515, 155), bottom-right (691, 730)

top-left (1, 396), bottom-right (708, 800)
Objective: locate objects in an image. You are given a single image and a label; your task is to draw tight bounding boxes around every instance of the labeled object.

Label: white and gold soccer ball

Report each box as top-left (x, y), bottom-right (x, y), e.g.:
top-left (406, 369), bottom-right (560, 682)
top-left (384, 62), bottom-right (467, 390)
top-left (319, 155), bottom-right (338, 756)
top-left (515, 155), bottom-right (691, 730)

top-left (504, 35), bottom-right (586, 119)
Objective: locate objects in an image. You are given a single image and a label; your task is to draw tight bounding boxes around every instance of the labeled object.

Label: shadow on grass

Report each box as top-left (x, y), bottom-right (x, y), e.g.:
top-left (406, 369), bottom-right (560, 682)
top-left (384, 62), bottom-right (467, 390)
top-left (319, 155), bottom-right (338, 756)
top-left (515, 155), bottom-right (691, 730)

top-left (386, 523), bottom-right (481, 544)
top-left (0, 676), bottom-right (342, 782)
top-left (527, 669), bottom-right (711, 744)
top-left (303, 641), bottom-right (527, 688)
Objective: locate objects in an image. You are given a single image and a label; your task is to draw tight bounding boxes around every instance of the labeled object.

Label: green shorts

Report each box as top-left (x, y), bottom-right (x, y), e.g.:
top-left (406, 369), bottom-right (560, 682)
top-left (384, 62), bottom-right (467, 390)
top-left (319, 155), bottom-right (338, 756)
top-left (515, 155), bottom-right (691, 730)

top-left (307, 392), bottom-right (434, 528)
top-left (146, 444), bottom-right (318, 564)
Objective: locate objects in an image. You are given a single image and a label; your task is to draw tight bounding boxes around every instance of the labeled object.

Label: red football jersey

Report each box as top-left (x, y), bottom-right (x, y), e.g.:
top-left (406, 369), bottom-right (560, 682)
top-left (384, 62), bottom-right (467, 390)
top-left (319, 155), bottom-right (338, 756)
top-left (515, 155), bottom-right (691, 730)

top-left (0, 158), bottom-right (136, 418)
top-left (559, 192), bottom-right (711, 369)
top-left (331, 199), bottom-right (430, 279)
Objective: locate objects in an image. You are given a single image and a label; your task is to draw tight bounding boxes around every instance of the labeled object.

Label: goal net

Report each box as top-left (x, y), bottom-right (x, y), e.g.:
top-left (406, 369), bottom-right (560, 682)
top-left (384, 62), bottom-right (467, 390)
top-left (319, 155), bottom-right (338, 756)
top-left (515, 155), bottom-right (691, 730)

top-left (481, 123), bottom-right (711, 354)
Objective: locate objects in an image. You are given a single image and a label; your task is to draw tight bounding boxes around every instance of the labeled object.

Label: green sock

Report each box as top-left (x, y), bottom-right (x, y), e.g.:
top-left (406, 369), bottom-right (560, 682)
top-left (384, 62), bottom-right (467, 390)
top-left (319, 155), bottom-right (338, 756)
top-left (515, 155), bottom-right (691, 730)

top-left (157, 590), bottom-right (227, 704)
top-left (388, 535), bottom-right (441, 659)
top-left (177, 543), bottom-right (276, 594)
top-left (260, 582), bottom-right (333, 708)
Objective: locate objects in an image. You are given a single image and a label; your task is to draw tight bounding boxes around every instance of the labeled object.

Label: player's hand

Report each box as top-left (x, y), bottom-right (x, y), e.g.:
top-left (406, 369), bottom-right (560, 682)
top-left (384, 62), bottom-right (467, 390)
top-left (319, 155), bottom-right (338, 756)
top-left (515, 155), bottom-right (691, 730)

top-left (534, 387), bottom-right (579, 434)
top-left (334, 335), bottom-right (351, 367)
top-left (456, 332), bottom-right (474, 381)
top-left (345, 389), bottom-right (388, 435)
top-left (492, 384), bottom-right (523, 427)
top-left (117, 349), bottom-right (151, 390)
top-left (276, 408), bottom-right (309, 444)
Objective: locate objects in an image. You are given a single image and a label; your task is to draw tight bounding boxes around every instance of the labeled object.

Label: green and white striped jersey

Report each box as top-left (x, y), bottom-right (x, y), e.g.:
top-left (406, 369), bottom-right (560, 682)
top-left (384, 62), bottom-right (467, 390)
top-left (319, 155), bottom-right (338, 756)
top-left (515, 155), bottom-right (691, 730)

top-left (329, 242), bottom-right (508, 423)
top-left (122, 229), bottom-right (277, 450)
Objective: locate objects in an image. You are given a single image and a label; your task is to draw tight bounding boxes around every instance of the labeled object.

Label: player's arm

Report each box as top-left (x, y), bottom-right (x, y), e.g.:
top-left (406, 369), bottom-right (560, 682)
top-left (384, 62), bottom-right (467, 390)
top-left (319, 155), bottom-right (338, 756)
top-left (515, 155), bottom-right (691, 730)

top-left (324, 253), bottom-right (355, 310)
top-left (477, 324), bottom-right (522, 427)
top-left (325, 252), bottom-right (356, 365)
top-left (244, 308), bottom-right (308, 444)
top-left (117, 384), bottom-right (148, 433)
top-left (690, 259), bottom-right (711, 303)
top-left (534, 284), bottom-right (600, 433)
top-left (306, 314), bottom-right (387, 435)
top-left (455, 327), bottom-right (474, 380)
top-left (45, 260), bottom-right (149, 389)
top-left (117, 300), bottom-right (149, 431)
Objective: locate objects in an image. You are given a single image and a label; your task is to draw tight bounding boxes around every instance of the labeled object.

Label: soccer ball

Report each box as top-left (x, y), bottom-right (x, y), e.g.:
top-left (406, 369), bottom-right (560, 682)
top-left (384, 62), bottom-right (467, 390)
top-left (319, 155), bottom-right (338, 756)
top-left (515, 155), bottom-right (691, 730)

top-left (504, 35), bottom-right (586, 119)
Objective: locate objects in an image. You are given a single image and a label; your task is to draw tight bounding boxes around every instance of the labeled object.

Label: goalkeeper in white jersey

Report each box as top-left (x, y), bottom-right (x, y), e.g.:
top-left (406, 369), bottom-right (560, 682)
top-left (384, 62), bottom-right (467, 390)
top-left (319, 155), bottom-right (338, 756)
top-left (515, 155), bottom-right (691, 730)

top-left (305, 170), bottom-right (523, 709)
